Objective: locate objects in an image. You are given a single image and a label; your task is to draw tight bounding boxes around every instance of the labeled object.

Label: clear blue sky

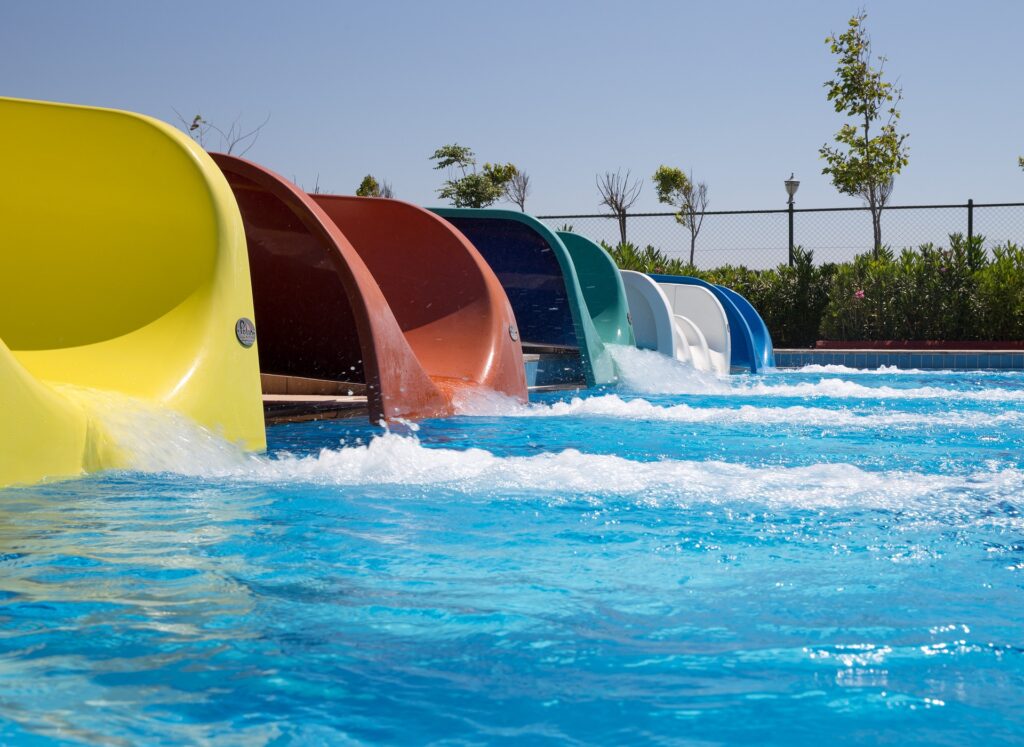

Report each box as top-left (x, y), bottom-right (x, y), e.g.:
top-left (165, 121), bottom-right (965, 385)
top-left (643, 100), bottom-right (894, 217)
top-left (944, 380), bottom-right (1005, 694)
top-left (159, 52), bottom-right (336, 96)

top-left (3, 0), bottom-right (1022, 214)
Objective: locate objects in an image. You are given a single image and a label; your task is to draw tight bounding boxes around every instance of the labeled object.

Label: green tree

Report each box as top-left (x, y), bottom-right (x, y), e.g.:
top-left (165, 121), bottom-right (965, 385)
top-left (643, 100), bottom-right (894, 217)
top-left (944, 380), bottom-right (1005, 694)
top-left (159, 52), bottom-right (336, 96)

top-left (355, 174), bottom-right (394, 198)
top-left (820, 11), bottom-right (909, 256)
top-left (652, 165), bottom-right (709, 265)
top-left (356, 174), bottom-right (381, 197)
top-left (430, 143), bottom-right (517, 208)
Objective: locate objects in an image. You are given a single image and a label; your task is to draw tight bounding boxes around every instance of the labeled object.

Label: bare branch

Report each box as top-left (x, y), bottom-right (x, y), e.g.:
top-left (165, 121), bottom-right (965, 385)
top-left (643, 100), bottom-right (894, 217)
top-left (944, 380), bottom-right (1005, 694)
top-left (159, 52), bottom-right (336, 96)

top-left (674, 174), bottom-right (710, 265)
top-left (597, 169), bottom-right (642, 244)
top-left (172, 107), bottom-right (211, 148)
top-left (221, 113), bottom-right (271, 156)
top-left (597, 169), bottom-right (642, 214)
top-left (171, 109), bottom-right (271, 156)
top-left (504, 170), bottom-right (530, 211)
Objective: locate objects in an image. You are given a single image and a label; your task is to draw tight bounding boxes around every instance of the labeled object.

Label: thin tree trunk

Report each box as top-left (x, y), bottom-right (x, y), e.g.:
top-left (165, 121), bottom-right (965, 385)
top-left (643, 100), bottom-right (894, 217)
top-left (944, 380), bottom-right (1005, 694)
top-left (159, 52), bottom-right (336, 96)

top-left (618, 214), bottom-right (627, 245)
top-left (873, 208), bottom-right (882, 256)
top-left (867, 191), bottom-right (881, 257)
top-left (689, 232), bottom-right (696, 265)
top-left (863, 113), bottom-right (883, 258)
top-left (870, 190), bottom-right (882, 256)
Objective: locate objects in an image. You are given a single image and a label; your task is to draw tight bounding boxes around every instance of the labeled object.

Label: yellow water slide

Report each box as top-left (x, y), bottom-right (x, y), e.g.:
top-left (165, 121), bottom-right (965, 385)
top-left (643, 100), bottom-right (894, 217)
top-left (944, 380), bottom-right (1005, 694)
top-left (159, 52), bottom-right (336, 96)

top-left (0, 97), bottom-right (265, 487)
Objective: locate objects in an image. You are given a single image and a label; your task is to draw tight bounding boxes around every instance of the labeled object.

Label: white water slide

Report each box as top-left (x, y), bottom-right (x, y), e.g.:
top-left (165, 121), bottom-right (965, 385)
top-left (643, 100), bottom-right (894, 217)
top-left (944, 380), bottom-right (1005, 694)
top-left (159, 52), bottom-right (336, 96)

top-left (620, 270), bottom-right (731, 375)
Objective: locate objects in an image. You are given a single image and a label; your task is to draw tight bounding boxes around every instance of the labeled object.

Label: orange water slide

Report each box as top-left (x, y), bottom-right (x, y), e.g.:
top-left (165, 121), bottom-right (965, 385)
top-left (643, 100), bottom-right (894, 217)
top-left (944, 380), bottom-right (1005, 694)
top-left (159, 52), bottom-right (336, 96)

top-left (211, 154), bottom-right (525, 423)
top-left (311, 194), bottom-right (526, 402)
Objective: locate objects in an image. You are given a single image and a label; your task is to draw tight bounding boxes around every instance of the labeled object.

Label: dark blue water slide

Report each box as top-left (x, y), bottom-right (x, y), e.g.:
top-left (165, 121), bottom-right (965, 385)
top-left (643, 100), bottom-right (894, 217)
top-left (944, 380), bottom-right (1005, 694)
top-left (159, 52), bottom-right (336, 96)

top-left (433, 214), bottom-right (578, 347)
top-left (430, 209), bottom-right (619, 387)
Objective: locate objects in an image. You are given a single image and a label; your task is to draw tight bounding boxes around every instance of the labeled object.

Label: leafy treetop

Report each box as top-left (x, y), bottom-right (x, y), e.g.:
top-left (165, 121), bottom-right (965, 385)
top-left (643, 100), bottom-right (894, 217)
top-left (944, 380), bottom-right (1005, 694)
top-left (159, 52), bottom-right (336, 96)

top-left (652, 165), bottom-right (709, 264)
top-left (430, 143), bottom-right (518, 208)
top-left (653, 167), bottom-right (695, 223)
top-left (356, 174), bottom-right (381, 197)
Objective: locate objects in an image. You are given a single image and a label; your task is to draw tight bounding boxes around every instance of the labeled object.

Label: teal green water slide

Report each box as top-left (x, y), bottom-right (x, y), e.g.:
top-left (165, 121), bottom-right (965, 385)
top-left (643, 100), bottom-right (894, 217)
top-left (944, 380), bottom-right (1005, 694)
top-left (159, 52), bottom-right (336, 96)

top-left (430, 209), bottom-right (621, 386)
top-left (557, 231), bottom-right (635, 348)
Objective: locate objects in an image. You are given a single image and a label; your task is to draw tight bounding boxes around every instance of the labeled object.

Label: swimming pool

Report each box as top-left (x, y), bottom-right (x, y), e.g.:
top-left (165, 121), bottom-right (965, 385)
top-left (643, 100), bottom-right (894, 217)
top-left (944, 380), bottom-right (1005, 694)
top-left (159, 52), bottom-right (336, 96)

top-left (2, 347), bottom-right (1022, 744)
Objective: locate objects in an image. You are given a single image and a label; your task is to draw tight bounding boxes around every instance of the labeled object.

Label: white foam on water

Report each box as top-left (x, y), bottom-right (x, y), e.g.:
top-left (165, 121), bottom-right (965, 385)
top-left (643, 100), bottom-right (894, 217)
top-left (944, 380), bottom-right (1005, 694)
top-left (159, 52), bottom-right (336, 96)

top-left (442, 385), bottom-right (1024, 429)
top-left (54, 376), bottom-right (1022, 516)
top-left (794, 364), bottom-right (1017, 376)
top-left (190, 431), bottom-right (1022, 513)
top-left (605, 345), bottom-right (1024, 401)
top-left (450, 385), bottom-right (532, 416)
top-left (737, 378), bottom-right (1024, 402)
top-left (606, 344), bottom-right (731, 395)
top-left (797, 364), bottom-right (920, 375)
top-left (48, 387), bottom-right (1024, 518)
top-left (465, 393), bottom-right (1024, 430)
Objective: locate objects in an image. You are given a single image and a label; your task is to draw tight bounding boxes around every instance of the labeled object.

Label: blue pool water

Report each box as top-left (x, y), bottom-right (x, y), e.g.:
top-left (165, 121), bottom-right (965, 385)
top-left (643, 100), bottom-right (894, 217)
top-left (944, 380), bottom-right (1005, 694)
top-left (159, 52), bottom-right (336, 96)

top-left (2, 348), bottom-right (1023, 745)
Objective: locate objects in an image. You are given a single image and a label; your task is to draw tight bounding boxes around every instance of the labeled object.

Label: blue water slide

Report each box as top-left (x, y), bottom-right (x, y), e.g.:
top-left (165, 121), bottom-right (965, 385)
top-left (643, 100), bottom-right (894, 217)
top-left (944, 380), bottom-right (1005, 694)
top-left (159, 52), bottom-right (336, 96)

top-left (649, 274), bottom-right (772, 373)
top-left (715, 285), bottom-right (775, 370)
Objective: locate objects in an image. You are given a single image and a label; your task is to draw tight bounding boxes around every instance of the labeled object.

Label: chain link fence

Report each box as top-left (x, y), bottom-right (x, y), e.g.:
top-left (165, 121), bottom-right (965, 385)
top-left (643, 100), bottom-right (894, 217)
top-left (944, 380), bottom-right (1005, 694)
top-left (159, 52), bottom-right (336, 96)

top-left (538, 202), bottom-right (1024, 269)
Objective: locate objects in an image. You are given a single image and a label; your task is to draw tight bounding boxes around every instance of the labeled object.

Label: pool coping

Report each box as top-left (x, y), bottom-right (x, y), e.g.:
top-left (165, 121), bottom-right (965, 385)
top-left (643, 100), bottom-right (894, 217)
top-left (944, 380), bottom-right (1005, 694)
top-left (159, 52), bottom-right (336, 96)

top-left (774, 348), bottom-right (1024, 370)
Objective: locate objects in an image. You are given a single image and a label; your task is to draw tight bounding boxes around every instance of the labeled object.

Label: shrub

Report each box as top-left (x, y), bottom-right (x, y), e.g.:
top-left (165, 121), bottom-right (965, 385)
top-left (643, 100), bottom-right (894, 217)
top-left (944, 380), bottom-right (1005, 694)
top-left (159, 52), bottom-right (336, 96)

top-left (600, 243), bottom-right (835, 346)
top-left (601, 241), bottom-right (692, 275)
top-left (698, 249), bottom-right (837, 348)
top-left (975, 242), bottom-right (1024, 339)
top-left (598, 234), bottom-right (1023, 345)
top-left (820, 234), bottom-right (989, 341)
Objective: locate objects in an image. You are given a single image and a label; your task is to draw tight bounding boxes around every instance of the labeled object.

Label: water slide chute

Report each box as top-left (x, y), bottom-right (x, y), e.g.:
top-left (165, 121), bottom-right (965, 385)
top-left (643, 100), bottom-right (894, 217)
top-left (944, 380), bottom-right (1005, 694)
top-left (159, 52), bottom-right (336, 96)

top-left (715, 285), bottom-right (776, 370)
top-left (672, 304), bottom-right (722, 373)
top-left (651, 274), bottom-right (767, 374)
top-left (0, 97), bottom-right (265, 487)
top-left (430, 209), bottom-right (615, 387)
top-left (556, 232), bottom-right (635, 348)
top-left (619, 271), bottom-right (727, 374)
top-left (212, 156), bottom-right (526, 421)
top-left (658, 282), bottom-right (731, 375)
top-left (310, 194), bottom-right (527, 402)
top-left (619, 271), bottom-right (684, 359)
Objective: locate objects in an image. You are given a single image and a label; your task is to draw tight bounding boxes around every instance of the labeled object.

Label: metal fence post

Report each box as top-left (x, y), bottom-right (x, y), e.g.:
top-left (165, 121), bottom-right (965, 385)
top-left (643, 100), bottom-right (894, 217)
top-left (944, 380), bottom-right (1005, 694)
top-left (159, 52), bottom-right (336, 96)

top-left (788, 201), bottom-right (794, 267)
top-left (967, 198), bottom-right (974, 245)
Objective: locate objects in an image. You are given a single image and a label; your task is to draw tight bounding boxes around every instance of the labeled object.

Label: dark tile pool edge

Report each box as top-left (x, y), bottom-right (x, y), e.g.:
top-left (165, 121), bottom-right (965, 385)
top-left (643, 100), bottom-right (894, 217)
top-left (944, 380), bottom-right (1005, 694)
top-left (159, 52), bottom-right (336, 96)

top-left (774, 349), bottom-right (1024, 370)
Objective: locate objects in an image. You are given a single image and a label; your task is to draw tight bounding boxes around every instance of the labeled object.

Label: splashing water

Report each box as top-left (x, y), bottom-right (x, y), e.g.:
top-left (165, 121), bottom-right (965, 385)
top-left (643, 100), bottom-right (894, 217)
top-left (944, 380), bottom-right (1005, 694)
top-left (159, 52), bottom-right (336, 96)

top-left (56, 386), bottom-right (256, 475)
top-left (196, 430), bottom-right (1024, 515)
top-left (59, 388), bottom-right (1024, 513)
top-left (605, 345), bottom-right (1024, 401)
top-left (739, 377), bottom-right (1024, 401)
top-left (4, 364), bottom-right (1024, 744)
top-left (798, 363), bottom-right (1019, 376)
top-left (606, 343), bottom-right (731, 394)
top-left (480, 392), bottom-right (1024, 429)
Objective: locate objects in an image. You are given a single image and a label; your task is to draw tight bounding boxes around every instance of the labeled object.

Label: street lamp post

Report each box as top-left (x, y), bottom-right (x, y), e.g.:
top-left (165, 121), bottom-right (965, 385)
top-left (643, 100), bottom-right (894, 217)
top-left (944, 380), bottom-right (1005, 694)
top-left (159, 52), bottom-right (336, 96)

top-left (784, 174), bottom-right (799, 267)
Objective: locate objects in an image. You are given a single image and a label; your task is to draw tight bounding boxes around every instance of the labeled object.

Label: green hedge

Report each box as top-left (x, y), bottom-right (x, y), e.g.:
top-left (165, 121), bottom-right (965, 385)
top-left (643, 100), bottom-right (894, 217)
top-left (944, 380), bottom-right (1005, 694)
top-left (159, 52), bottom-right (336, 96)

top-left (602, 236), bottom-right (1024, 347)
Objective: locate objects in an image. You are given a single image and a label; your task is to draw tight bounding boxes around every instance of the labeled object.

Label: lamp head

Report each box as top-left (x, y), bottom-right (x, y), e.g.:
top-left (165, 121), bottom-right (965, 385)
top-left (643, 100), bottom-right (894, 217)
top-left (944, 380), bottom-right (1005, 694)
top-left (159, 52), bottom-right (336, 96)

top-left (784, 172), bottom-right (800, 202)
